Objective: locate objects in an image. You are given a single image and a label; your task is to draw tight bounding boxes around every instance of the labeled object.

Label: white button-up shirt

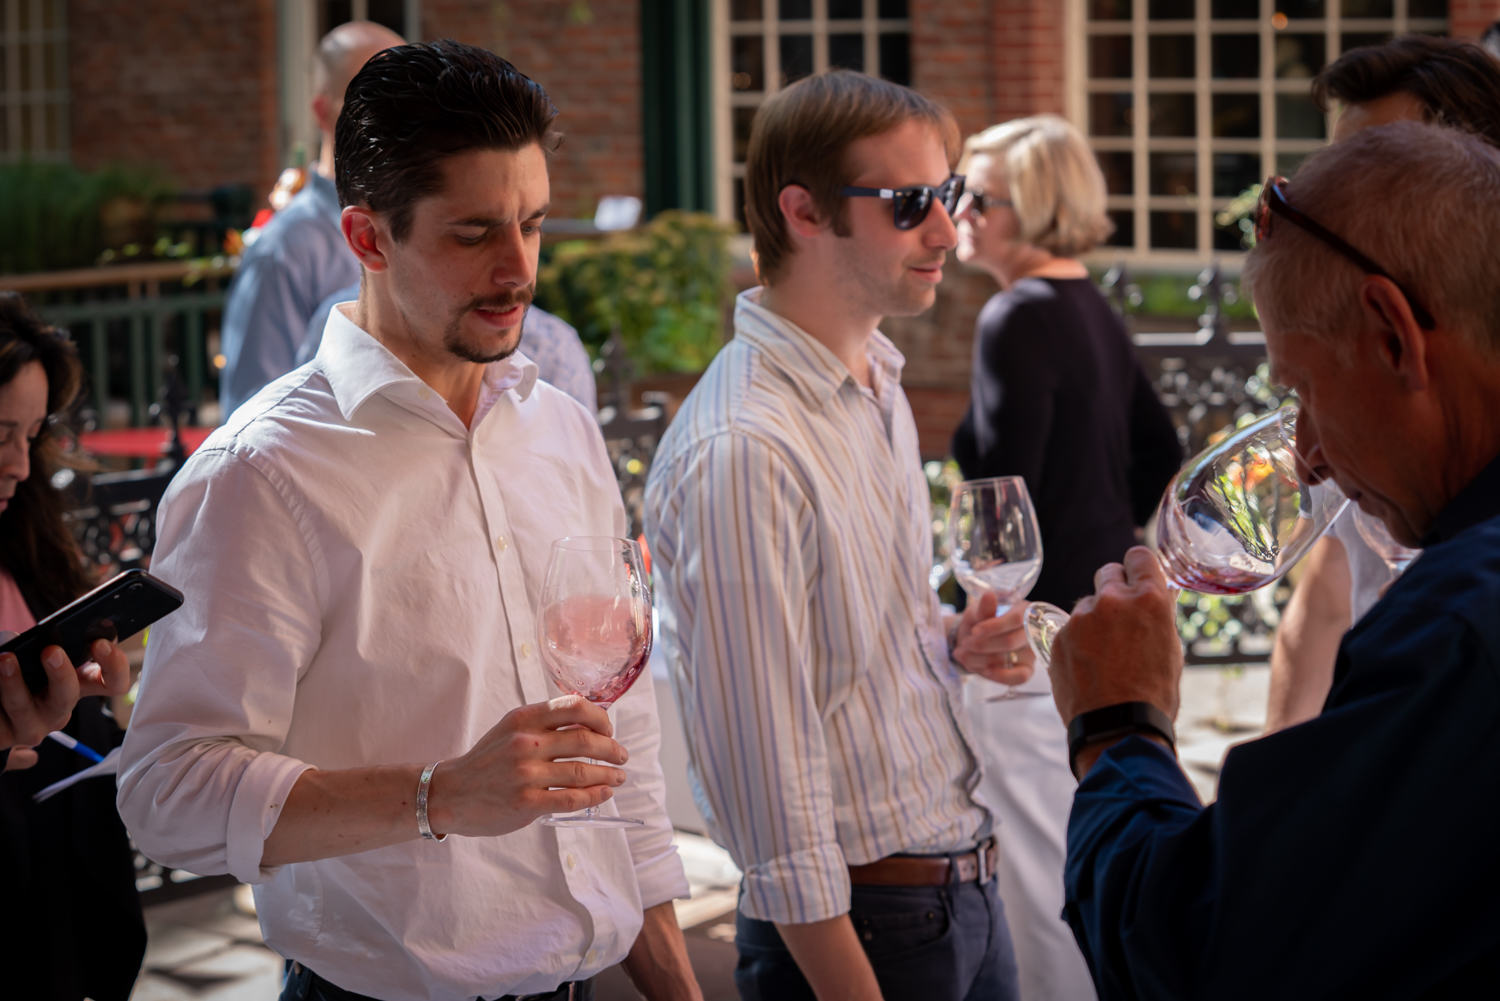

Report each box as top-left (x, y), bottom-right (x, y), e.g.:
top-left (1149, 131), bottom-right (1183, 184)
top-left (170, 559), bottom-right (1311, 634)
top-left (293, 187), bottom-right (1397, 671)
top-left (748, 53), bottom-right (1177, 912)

top-left (644, 289), bottom-right (991, 926)
top-left (118, 305), bottom-right (688, 1001)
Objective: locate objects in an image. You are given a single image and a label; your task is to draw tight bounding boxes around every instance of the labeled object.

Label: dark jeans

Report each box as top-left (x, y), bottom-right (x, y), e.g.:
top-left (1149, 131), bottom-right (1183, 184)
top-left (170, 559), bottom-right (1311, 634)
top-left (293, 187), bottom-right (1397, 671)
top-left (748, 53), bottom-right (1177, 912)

top-left (734, 877), bottom-right (1020, 1001)
top-left (279, 961), bottom-right (593, 1001)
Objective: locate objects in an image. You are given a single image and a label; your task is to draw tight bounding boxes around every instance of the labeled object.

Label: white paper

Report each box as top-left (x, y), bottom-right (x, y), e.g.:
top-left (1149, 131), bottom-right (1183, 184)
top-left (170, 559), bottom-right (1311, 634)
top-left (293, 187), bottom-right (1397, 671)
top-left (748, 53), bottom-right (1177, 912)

top-left (33, 746), bottom-right (120, 802)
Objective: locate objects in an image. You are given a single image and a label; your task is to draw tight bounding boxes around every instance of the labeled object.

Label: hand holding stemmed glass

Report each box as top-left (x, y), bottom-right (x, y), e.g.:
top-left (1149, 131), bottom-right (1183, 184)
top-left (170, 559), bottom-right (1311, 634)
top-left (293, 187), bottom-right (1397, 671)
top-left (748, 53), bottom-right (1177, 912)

top-left (536, 536), bottom-right (653, 829)
top-left (948, 476), bottom-right (1047, 701)
top-left (1023, 406), bottom-right (1349, 664)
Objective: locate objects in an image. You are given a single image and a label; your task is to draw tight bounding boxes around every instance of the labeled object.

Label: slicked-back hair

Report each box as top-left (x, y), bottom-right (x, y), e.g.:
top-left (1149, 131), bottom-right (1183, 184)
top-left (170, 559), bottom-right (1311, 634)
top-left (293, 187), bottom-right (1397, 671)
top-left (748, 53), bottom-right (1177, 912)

top-left (1243, 121), bottom-right (1500, 357)
top-left (745, 70), bottom-right (959, 284)
top-left (1312, 35), bottom-right (1500, 148)
top-left (335, 40), bottom-right (561, 242)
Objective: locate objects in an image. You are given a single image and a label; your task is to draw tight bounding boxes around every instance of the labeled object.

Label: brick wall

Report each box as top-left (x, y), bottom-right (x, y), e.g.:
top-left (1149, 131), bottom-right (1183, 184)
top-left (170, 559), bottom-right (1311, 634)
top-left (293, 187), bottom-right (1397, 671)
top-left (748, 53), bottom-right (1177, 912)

top-left (898, 0), bottom-right (1067, 457)
top-left (423, 0), bottom-right (643, 220)
top-left (1450, 0), bottom-right (1500, 41)
top-left (69, 0), bottom-right (280, 199)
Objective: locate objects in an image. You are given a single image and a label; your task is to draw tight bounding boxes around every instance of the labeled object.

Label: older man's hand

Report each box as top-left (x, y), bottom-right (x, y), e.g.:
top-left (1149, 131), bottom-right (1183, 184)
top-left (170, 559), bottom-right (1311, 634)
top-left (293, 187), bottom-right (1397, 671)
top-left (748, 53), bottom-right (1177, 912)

top-left (1049, 547), bottom-right (1183, 726)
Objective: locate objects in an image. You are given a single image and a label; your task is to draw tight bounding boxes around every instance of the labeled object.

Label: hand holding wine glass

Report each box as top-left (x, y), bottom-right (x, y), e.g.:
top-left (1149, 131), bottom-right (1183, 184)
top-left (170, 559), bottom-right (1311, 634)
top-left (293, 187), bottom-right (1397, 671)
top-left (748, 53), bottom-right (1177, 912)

top-left (536, 536), bottom-right (653, 829)
top-left (948, 477), bottom-right (1044, 699)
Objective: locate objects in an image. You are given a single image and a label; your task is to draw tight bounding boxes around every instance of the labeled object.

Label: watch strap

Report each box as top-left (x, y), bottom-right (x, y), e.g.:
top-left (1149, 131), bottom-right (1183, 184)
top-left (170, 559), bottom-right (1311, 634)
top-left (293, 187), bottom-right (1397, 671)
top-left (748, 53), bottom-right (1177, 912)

top-left (1067, 701), bottom-right (1176, 780)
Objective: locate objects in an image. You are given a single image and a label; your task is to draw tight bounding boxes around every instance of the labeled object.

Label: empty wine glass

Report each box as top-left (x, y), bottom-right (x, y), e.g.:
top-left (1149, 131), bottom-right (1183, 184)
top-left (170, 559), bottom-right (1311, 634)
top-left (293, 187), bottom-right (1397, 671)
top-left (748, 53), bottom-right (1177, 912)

top-left (1352, 505), bottom-right (1421, 575)
top-left (948, 476), bottom-right (1048, 701)
top-left (537, 536), bottom-right (652, 829)
top-left (1024, 407), bottom-right (1348, 665)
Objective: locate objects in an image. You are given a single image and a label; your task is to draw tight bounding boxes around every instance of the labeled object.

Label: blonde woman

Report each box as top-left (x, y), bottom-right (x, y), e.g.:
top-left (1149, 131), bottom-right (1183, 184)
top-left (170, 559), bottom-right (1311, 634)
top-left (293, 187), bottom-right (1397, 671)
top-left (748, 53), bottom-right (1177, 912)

top-left (950, 115), bottom-right (1180, 1001)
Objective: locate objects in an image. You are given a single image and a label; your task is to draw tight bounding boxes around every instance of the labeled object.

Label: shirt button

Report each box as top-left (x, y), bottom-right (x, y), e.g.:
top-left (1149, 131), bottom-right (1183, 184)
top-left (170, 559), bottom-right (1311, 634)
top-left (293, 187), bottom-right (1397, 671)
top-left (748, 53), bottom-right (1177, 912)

top-left (566, 853), bottom-right (577, 870)
top-left (495, 535), bottom-right (508, 551)
top-left (417, 386), bottom-right (432, 401)
top-left (520, 641), bottom-right (532, 658)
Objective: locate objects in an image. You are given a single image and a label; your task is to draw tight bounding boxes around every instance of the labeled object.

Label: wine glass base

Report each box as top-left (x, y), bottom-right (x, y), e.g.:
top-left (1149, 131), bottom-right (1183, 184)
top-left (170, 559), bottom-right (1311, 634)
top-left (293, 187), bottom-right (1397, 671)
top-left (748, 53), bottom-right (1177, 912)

top-left (984, 690), bottom-right (1053, 702)
top-left (540, 814), bottom-right (646, 829)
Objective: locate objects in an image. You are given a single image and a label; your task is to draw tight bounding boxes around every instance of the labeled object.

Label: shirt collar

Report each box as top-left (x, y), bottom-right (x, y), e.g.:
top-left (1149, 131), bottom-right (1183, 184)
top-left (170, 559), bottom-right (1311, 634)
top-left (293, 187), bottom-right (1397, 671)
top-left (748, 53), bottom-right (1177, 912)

top-left (1421, 447), bottom-right (1500, 546)
top-left (306, 170), bottom-right (342, 228)
top-left (733, 287), bottom-right (906, 409)
top-left (315, 302), bottom-right (539, 428)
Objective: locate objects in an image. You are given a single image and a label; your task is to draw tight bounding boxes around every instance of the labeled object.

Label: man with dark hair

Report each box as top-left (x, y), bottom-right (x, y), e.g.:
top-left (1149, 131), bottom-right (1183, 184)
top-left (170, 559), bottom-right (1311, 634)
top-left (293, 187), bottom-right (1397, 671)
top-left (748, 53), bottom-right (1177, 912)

top-left (218, 20), bottom-right (403, 420)
top-left (645, 70), bottom-right (1026, 1001)
top-left (1053, 121), bottom-right (1500, 997)
top-left (1269, 34), bottom-right (1500, 733)
top-left (1310, 34), bottom-right (1500, 146)
top-left (118, 42), bottom-right (699, 1001)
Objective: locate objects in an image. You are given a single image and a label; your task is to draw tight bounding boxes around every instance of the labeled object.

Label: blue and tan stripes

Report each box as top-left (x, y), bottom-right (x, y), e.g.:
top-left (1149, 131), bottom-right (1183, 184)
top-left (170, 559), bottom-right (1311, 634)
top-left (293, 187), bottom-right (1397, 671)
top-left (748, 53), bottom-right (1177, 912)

top-left (644, 288), bottom-right (991, 925)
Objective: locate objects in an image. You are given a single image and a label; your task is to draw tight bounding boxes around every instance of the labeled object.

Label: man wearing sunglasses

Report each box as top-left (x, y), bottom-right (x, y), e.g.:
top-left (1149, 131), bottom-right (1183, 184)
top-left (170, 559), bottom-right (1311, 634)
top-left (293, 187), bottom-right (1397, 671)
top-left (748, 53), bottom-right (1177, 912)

top-left (644, 70), bottom-right (1027, 1001)
top-left (1047, 120), bottom-right (1500, 998)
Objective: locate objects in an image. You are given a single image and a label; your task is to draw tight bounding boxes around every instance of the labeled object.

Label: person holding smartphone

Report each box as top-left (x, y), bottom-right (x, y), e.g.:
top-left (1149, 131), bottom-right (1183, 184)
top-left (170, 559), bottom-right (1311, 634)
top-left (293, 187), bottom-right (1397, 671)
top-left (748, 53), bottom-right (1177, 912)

top-left (0, 292), bottom-right (140, 1001)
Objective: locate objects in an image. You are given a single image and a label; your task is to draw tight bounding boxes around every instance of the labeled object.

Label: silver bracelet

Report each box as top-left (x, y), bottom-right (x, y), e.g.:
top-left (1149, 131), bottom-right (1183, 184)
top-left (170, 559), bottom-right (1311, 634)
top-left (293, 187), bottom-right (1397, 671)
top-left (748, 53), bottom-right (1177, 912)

top-left (417, 761), bottom-right (447, 842)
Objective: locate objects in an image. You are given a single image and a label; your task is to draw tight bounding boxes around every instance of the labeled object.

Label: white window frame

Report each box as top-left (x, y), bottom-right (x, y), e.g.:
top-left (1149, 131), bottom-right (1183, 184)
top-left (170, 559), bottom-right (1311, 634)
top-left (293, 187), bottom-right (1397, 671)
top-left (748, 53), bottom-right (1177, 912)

top-left (712, 0), bottom-right (913, 225)
top-left (1068, 0), bottom-right (1448, 270)
top-left (1, 0), bottom-right (68, 164)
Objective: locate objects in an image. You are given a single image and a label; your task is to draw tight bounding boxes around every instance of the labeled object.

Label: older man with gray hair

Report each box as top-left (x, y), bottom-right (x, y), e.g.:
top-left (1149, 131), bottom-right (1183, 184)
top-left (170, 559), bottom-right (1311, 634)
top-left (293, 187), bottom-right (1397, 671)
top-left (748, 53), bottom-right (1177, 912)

top-left (1045, 120), bottom-right (1500, 999)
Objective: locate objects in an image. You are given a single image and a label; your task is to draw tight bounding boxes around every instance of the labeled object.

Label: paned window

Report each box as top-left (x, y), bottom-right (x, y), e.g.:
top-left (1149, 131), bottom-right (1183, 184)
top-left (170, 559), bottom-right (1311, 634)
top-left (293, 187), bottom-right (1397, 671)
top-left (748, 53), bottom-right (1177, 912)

top-left (715, 0), bottom-right (913, 226)
top-left (1081, 0), bottom-right (1448, 263)
top-left (0, 0), bottom-right (67, 163)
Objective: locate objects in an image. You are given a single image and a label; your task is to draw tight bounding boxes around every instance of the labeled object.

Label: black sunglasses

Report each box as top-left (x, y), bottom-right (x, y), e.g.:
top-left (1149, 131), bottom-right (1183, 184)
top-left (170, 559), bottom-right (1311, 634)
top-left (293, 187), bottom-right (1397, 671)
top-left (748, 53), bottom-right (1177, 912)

top-left (1256, 175), bottom-right (1436, 329)
top-left (841, 173), bottom-right (966, 230)
top-left (958, 187), bottom-right (1013, 216)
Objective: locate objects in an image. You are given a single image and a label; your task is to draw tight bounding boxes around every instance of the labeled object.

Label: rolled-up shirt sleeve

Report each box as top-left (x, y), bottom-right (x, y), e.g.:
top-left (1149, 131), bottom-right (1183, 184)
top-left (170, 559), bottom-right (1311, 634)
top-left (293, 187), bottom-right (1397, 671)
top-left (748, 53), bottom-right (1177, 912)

top-left (117, 446), bottom-right (325, 884)
top-left (611, 667), bottom-right (692, 909)
top-left (650, 431), bottom-right (844, 925)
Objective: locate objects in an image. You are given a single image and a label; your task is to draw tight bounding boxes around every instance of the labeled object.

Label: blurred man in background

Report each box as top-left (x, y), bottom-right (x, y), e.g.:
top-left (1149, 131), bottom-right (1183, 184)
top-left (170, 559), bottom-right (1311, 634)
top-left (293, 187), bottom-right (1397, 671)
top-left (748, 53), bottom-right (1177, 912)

top-left (217, 20), bottom-right (402, 420)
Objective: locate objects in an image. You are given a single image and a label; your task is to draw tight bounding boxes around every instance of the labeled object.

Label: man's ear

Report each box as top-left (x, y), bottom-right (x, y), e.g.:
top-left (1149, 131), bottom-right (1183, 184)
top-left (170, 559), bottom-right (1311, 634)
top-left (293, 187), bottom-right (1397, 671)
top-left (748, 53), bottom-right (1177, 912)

top-left (1359, 275), bottom-right (1429, 393)
top-left (311, 92), bottom-right (335, 136)
top-left (777, 184), bottom-right (829, 242)
top-left (342, 206), bottom-right (389, 274)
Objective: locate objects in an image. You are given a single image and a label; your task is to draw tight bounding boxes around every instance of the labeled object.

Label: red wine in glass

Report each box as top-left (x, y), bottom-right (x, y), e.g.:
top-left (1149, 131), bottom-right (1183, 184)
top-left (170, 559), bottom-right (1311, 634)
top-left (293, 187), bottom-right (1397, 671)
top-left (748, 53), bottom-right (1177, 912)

top-left (1024, 407), bottom-right (1349, 664)
top-left (537, 536), bottom-right (653, 829)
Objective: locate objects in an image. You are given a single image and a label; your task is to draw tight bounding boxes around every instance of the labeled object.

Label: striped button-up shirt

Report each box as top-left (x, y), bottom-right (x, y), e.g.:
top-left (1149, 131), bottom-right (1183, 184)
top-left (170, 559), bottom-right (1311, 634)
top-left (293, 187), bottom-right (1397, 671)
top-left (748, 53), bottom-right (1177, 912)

top-left (644, 288), bottom-right (991, 925)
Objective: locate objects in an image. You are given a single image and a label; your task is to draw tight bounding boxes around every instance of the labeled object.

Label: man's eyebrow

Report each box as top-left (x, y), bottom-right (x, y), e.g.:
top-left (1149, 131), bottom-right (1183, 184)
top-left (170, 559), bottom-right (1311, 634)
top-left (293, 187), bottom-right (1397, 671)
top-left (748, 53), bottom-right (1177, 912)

top-left (450, 204), bottom-right (551, 228)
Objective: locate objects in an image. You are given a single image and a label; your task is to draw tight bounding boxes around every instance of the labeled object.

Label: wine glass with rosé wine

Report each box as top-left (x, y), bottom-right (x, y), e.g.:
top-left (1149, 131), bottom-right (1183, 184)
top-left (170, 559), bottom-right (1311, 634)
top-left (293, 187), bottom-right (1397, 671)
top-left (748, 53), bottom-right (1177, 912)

top-left (1023, 406), bottom-right (1349, 665)
top-left (537, 536), bottom-right (653, 829)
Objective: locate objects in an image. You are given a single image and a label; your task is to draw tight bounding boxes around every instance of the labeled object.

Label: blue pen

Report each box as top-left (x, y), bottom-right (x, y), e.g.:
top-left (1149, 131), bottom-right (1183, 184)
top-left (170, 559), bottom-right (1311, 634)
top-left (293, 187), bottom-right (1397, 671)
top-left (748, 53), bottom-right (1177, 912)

top-left (47, 731), bottom-right (105, 764)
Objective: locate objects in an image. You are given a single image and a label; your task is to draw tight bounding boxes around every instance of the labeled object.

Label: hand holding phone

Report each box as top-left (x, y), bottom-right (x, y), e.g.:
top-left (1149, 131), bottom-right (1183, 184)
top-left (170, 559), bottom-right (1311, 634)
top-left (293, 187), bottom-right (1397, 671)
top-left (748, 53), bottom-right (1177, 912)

top-left (0, 636), bottom-right (131, 752)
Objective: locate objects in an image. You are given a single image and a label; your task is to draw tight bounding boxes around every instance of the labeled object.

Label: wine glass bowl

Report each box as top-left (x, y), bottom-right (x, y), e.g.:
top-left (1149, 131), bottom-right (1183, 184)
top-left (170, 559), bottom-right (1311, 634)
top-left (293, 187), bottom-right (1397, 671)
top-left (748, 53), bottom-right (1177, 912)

top-left (948, 476), bottom-right (1048, 701)
top-left (1352, 504), bottom-right (1421, 575)
top-left (1024, 407), bottom-right (1348, 665)
top-left (537, 536), bottom-right (652, 829)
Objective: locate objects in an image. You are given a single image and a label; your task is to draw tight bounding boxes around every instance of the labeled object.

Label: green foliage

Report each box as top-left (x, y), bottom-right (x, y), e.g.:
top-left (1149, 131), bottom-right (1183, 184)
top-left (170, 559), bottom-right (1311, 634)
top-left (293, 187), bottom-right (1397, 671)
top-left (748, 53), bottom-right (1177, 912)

top-left (536, 211), bottom-right (736, 374)
top-left (0, 162), bottom-right (173, 275)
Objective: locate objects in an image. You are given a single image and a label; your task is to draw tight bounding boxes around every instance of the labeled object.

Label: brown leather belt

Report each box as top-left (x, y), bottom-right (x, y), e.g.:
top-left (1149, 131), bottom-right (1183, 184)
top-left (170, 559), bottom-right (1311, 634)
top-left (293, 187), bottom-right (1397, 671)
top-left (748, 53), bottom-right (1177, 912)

top-left (847, 837), bottom-right (998, 887)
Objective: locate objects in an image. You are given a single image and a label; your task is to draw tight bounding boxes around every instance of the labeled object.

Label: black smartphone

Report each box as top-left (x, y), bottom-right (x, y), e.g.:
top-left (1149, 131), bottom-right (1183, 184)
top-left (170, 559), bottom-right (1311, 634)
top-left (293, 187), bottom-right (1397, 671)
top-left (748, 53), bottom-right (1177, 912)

top-left (0, 569), bottom-right (184, 694)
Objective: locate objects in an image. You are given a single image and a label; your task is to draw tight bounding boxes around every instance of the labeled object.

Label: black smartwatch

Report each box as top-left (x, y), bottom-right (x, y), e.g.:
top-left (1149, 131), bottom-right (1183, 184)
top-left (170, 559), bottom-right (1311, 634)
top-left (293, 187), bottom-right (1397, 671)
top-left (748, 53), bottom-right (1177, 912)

top-left (1066, 702), bottom-right (1176, 780)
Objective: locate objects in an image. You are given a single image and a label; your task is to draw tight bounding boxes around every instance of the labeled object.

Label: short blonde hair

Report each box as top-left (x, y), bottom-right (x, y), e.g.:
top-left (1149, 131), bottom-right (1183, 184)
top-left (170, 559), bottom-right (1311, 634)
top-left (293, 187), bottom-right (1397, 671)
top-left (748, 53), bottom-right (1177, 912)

top-left (959, 114), bottom-right (1112, 257)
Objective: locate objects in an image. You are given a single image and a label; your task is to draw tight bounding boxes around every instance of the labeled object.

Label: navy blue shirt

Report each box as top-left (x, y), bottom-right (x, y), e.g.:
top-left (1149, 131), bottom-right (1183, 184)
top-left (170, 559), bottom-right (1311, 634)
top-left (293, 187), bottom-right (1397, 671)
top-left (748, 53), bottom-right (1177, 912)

top-left (1065, 451), bottom-right (1500, 998)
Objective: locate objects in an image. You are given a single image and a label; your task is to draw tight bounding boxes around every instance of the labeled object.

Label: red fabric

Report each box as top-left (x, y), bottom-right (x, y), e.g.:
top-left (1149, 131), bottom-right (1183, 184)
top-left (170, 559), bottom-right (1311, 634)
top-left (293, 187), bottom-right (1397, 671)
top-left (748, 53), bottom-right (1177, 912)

top-left (79, 426), bottom-right (213, 460)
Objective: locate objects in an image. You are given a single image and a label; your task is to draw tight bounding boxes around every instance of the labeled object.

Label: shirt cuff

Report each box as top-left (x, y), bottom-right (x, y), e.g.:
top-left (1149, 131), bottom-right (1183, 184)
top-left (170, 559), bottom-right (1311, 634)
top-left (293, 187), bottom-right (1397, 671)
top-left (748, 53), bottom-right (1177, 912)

top-left (225, 752), bottom-right (316, 884)
top-left (633, 842), bottom-right (693, 911)
top-left (738, 843), bottom-right (851, 925)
